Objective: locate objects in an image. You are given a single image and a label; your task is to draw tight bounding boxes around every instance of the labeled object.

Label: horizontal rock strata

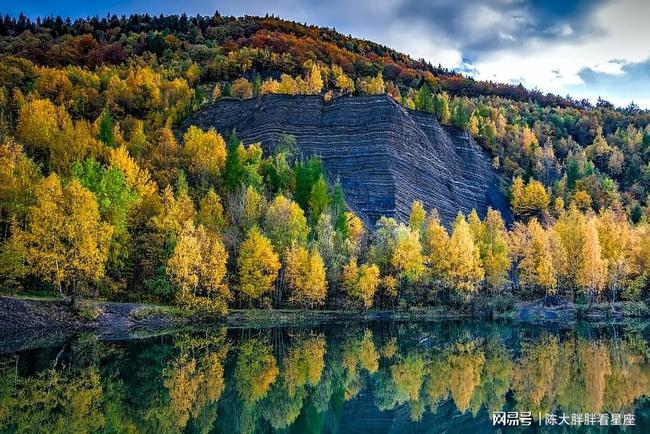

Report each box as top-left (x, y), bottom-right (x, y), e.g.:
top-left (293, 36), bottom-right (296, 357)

top-left (181, 94), bottom-right (512, 227)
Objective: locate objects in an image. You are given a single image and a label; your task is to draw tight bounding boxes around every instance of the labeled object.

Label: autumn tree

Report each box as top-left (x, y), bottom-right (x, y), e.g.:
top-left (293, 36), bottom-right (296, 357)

top-left (342, 257), bottom-right (380, 308)
top-left (108, 145), bottom-right (157, 198)
top-left (332, 65), bottom-right (355, 93)
top-left (182, 126), bottom-right (227, 183)
top-left (198, 189), bottom-right (225, 232)
top-left (468, 111), bottom-right (480, 136)
top-left (553, 206), bottom-right (587, 291)
top-left (72, 157), bottom-right (136, 268)
top-left (167, 221), bottom-right (230, 314)
top-left (16, 97), bottom-right (66, 158)
top-left (264, 195), bottom-right (309, 255)
top-left (231, 78), bottom-right (253, 99)
top-left (424, 210), bottom-right (450, 281)
top-left (480, 209), bottom-right (511, 291)
top-left (237, 227), bottom-right (281, 303)
top-left (518, 218), bottom-right (556, 298)
top-left (409, 200), bottom-right (426, 234)
top-left (305, 62), bottom-right (323, 94)
top-left (346, 211), bottom-right (365, 252)
top-left (511, 176), bottom-right (549, 219)
top-left (150, 128), bottom-right (180, 188)
top-left (358, 72), bottom-right (384, 95)
top-left (447, 214), bottom-right (484, 302)
top-left (16, 174), bottom-right (113, 303)
top-left (434, 92), bottom-right (451, 124)
top-left (597, 209), bottom-right (635, 304)
top-left (0, 140), bottom-right (40, 236)
top-left (391, 225), bottom-right (425, 282)
top-left (576, 217), bottom-right (606, 303)
top-left (284, 243), bottom-right (327, 307)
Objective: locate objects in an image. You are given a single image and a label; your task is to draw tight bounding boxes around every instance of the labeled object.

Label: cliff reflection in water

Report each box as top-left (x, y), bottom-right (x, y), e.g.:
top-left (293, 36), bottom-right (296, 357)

top-left (2, 321), bottom-right (650, 433)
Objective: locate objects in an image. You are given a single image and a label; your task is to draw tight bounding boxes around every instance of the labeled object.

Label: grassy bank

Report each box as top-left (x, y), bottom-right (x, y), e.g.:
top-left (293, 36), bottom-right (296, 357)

top-left (2, 294), bottom-right (650, 334)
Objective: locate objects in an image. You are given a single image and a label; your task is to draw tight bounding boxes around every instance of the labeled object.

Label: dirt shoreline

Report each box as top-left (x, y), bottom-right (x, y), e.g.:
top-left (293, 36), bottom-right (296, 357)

top-left (1, 296), bottom-right (648, 354)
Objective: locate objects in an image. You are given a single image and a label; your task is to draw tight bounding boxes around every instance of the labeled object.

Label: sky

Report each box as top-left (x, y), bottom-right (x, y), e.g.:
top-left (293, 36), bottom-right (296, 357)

top-left (5, 0), bottom-right (650, 108)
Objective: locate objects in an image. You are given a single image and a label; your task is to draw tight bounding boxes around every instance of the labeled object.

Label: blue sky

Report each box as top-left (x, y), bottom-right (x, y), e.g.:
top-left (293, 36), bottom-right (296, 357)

top-left (5, 0), bottom-right (650, 108)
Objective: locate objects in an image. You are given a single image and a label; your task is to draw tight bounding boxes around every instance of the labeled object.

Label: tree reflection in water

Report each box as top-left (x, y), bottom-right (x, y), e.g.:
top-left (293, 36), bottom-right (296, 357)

top-left (2, 321), bottom-right (650, 433)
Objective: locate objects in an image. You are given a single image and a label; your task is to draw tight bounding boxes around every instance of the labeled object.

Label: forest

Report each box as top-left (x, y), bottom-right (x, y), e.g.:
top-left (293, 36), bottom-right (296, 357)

top-left (0, 13), bottom-right (649, 315)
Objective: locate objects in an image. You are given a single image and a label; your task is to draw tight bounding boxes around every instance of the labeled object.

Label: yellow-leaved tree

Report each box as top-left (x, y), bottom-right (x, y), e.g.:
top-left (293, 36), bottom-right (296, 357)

top-left (597, 208), bottom-right (636, 304)
top-left (576, 217), bottom-right (607, 303)
top-left (198, 188), bottom-right (225, 232)
top-left (424, 210), bottom-right (450, 280)
top-left (16, 174), bottom-right (113, 304)
top-left (553, 205), bottom-right (586, 293)
top-left (305, 62), bottom-right (323, 94)
top-left (264, 195), bottom-right (309, 255)
top-left (511, 176), bottom-right (549, 219)
top-left (342, 257), bottom-right (380, 308)
top-left (409, 200), bottom-right (427, 234)
top-left (391, 225), bottom-right (425, 282)
top-left (167, 220), bottom-right (230, 314)
top-left (480, 208), bottom-right (511, 291)
top-left (284, 243), bottom-right (327, 308)
top-left (345, 211), bottom-right (365, 252)
top-left (518, 218), bottom-right (556, 297)
top-left (237, 227), bottom-right (281, 304)
top-left (108, 145), bottom-right (157, 198)
top-left (447, 214), bottom-right (484, 302)
top-left (182, 125), bottom-right (226, 182)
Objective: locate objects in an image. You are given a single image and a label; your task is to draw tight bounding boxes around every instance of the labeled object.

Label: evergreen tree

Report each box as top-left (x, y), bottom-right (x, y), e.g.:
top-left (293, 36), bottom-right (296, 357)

top-left (222, 82), bottom-right (232, 97)
top-left (253, 72), bottom-right (262, 96)
top-left (222, 131), bottom-right (244, 191)
top-left (434, 92), bottom-right (451, 124)
top-left (293, 157), bottom-right (324, 211)
top-left (330, 181), bottom-right (348, 236)
top-left (97, 109), bottom-right (115, 147)
top-left (308, 175), bottom-right (330, 225)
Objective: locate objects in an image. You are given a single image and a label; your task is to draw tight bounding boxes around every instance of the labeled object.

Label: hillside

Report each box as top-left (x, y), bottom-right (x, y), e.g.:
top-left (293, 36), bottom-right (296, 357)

top-left (0, 13), bottom-right (648, 312)
top-left (183, 94), bottom-right (511, 226)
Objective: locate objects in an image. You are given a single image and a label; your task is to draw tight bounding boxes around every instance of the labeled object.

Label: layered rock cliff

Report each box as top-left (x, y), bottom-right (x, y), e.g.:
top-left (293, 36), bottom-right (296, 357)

top-left (181, 94), bottom-right (512, 227)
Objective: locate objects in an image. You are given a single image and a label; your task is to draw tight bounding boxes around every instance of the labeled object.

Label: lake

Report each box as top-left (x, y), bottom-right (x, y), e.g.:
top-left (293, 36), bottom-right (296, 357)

top-left (1, 320), bottom-right (650, 433)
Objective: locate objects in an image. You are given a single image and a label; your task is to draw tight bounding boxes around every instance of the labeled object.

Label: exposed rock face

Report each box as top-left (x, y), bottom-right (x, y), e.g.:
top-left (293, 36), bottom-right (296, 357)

top-left (181, 94), bottom-right (512, 227)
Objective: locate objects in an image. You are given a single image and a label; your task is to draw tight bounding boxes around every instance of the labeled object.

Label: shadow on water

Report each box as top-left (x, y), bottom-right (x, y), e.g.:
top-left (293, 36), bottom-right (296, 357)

top-left (2, 319), bottom-right (650, 433)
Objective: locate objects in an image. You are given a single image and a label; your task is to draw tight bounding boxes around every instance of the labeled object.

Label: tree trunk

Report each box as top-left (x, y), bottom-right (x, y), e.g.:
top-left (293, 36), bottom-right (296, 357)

top-left (71, 276), bottom-right (77, 307)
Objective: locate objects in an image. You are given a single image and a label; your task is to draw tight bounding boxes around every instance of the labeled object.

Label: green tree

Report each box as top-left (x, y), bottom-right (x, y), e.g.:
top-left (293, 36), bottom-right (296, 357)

top-left (72, 157), bottom-right (136, 268)
top-left (222, 131), bottom-right (244, 191)
top-left (264, 195), bottom-right (309, 255)
top-left (416, 83), bottom-right (434, 113)
top-left (294, 157), bottom-right (324, 211)
top-left (434, 92), bottom-right (451, 124)
top-left (308, 175), bottom-right (330, 225)
top-left (97, 109), bottom-right (115, 147)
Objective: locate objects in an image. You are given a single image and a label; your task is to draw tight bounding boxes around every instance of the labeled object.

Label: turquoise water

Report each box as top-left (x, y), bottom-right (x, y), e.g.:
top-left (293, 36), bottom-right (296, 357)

top-left (1, 320), bottom-right (649, 433)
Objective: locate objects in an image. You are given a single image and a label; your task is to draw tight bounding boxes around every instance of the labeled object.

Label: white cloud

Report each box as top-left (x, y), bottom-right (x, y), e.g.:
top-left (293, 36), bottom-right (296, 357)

top-left (467, 0), bottom-right (650, 105)
top-left (385, 22), bottom-right (463, 68)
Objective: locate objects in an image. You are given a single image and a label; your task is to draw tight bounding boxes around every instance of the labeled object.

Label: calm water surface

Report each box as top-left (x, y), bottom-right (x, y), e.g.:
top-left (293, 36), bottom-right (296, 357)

top-left (1, 320), bottom-right (650, 433)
